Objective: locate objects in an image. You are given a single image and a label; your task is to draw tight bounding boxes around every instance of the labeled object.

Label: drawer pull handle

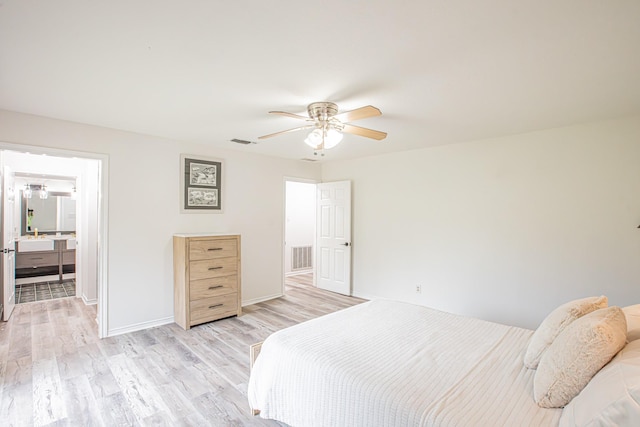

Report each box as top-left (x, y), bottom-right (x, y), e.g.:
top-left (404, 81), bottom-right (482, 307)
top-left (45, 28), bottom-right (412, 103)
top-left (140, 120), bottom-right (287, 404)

top-left (208, 285), bottom-right (223, 290)
top-left (31, 257), bottom-right (44, 260)
top-left (207, 248), bottom-right (223, 251)
top-left (208, 266), bottom-right (223, 270)
top-left (208, 304), bottom-right (223, 309)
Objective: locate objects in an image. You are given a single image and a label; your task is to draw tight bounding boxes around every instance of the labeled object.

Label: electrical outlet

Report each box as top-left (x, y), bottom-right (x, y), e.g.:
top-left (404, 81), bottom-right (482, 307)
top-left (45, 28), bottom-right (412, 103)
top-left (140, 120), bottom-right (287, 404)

top-left (415, 284), bottom-right (422, 294)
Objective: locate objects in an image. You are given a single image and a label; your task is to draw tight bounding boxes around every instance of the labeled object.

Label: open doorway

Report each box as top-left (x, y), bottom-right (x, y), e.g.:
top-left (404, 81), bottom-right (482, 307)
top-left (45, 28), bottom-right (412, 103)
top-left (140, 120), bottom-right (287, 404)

top-left (0, 144), bottom-right (108, 338)
top-left (284, 179), bottom-right (316, 292)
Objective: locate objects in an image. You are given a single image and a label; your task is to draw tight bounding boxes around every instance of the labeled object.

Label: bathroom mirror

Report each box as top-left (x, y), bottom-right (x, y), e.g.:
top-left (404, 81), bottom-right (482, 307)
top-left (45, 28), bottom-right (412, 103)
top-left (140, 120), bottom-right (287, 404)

top-left (20, 191), bottom-right (76, 235)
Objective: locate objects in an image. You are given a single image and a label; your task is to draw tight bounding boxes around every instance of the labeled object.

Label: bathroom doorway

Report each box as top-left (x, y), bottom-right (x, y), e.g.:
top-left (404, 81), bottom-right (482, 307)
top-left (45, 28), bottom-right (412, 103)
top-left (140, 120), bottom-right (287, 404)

top-left (0, 145), bottom-right (107, 337)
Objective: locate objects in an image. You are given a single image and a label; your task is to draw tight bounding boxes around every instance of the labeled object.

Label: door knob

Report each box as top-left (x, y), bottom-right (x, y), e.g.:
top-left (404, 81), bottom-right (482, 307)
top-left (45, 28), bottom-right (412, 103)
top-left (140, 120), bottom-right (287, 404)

top-left (341, 242), bottom-right (351, 247)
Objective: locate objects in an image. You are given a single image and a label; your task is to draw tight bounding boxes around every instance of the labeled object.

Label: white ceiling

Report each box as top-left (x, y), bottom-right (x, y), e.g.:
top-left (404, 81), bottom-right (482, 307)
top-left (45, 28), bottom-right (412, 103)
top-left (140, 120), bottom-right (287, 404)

top-left (1, 1), bottom-right (639, 162)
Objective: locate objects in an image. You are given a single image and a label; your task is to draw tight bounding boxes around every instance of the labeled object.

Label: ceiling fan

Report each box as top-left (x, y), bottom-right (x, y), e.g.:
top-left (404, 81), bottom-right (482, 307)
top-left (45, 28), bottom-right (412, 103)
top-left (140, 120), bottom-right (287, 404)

top-left (258, 102), bottom-right (387, 153)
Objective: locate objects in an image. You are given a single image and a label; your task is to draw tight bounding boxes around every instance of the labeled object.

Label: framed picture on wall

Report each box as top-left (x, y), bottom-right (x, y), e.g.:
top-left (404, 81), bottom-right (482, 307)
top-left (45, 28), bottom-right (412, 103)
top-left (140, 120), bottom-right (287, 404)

top-left (180, 154), bottom-right (223, 213)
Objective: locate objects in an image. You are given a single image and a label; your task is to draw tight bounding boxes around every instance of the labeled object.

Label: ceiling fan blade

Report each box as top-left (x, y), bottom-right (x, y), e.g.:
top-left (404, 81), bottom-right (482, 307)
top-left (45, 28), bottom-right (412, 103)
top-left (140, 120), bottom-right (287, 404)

top-left (258, 124), bottom-right (315, 140)
top-left (342, 124), bottom-right (387, 140)
top-left (333, 105), bottom-right (381, 122)
top-left (269, 111), bottom-right (311, 121)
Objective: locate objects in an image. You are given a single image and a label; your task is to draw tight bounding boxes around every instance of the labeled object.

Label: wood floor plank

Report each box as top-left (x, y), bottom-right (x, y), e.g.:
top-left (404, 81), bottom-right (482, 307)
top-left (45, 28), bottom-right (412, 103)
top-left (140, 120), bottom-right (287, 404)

top-left (2, 355), bottom-right (33, 388)
top-left (61, 374), bottom-right (103, 426)
top-left (87, 364), bottom-right (121, 400)
top-left (0, 273), bottom-right (365, 425)
top-left (57, 342), bottom-right (107, 381)
top-left (32, 357), bottom-right (67, 426)
top-left (106, 353), bottom-right (171, 421)
top-left (8, 317), bottom-right (31, 361)
top-left (0, 383), bottom-right (34, 426)
top-left (155, 383), bottom-right (201, 421)
top-left (31, 319), bottom-right (57, 362)
top-left (96, 391), bottom-right (140, 427)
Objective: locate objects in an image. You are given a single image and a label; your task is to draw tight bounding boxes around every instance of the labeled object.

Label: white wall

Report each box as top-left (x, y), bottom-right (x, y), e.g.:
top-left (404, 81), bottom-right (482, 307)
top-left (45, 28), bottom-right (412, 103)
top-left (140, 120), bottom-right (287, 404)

top-left (0, 109), bottom-right (321, 335)
top-left (322, 115), bottom-right (640, 329)
top-left (284, 181), bottom-right (316, 274)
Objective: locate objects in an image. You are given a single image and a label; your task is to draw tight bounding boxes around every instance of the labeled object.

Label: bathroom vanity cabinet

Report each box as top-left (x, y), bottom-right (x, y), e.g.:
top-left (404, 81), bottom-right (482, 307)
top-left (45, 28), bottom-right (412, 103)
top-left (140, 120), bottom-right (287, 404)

top-left (173, 233), bottom-right (241, 330)
top-left (15, 238), bottom-right (76, 281)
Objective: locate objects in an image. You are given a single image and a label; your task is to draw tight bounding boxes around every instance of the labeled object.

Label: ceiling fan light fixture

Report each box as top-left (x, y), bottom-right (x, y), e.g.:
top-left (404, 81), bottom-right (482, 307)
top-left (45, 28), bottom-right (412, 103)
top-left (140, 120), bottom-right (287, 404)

top-left (323, 128), bottom-right (343, 149)
top-left (304, 129), bottom-right (323, 149)
top-left (304, 127), bottom-right (343, 150)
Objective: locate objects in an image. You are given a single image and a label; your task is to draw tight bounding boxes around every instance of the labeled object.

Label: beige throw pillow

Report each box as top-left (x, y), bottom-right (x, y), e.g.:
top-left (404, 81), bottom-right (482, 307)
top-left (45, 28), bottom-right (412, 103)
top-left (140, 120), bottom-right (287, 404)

top-left (524, 296), bottom-right (608, 369)
top-left (534, 306), bottom-right (627, 408)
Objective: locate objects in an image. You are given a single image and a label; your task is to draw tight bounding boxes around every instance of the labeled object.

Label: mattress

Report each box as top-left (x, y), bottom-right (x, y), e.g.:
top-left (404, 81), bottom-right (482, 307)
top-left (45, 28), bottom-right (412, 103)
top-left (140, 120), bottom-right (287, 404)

top-left (248, 300), bottom-right (562, 427)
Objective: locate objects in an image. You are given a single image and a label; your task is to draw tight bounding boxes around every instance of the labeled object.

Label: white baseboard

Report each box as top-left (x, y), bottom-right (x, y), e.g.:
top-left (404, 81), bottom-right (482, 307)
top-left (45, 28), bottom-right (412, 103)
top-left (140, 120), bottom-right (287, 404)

top-left (82, 295), bottom-right (97, 305)
top-left (242, 293), bottom-right (283, 307)
top-left (107, 316), bottom-right (174, 337)
top-left (351, 290), bottom-right (379, 301)
top-left (285, 270), bottom-right (313, 277)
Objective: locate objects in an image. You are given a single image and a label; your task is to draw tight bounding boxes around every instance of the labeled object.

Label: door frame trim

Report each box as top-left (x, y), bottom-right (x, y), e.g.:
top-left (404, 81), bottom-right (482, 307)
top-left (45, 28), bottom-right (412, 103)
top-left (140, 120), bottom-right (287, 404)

top-left (0, 142), bottom-right (109, 338)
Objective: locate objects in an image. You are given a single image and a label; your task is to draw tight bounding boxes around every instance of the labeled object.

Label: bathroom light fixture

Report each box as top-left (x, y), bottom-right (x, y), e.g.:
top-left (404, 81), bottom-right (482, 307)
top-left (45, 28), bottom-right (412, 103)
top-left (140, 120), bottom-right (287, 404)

top-left (39, 184), bottom-right (48, 199)
top-left (23, 184), bottom-right (32, 199)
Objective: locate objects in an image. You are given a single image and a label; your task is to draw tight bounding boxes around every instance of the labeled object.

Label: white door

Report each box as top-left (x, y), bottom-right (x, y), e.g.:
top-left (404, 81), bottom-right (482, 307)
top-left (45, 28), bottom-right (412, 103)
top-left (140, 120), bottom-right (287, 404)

top-left (1, 164), bottom-right (16, 321)
top-left (316, 180), bottom-right (351, 295)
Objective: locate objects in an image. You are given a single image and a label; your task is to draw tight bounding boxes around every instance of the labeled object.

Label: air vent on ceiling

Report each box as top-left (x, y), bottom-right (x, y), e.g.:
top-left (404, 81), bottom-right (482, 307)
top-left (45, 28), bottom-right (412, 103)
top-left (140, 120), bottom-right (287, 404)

top-left (300, 158), bottom-right (318, 162)
top-left (231, 138), bottom-right (256, 145)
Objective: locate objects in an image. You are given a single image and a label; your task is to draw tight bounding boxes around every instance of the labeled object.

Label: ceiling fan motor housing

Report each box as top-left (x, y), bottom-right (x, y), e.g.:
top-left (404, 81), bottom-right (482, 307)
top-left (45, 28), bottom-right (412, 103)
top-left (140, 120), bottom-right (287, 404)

top-left (307, 102), bottom-right (339, 122)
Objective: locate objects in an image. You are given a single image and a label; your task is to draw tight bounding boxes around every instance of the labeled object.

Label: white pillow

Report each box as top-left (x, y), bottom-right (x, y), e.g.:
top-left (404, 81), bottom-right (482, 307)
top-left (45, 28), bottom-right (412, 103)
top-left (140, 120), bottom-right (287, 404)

top-left (524, 296), bottom-right (608, 369)
top-left (623, 304), bottom-right (640, 342)
top-left (559, 339), bottom-right (640, 427)
top-left (534, 306), bottom-right (627, 408)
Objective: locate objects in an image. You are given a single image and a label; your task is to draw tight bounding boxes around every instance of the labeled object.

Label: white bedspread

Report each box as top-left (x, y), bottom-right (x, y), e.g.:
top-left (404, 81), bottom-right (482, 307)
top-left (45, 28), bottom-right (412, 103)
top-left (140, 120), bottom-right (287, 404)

top-left (248, 300), bottom-right (562, 427)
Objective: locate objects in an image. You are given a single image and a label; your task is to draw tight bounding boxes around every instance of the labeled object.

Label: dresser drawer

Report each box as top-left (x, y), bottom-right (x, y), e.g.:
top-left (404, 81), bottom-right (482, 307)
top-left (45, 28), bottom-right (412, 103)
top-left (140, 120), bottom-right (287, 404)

top-left (189, 293), bottom-right (238, 325)
top-left (16, 252), bottom-right (58, 268)
top-left (189, 239), bottom-right (238, 261)
top-left (190, 275), bottom-right (237, 301)
top-left (190, 257), bottom-right (238, 281)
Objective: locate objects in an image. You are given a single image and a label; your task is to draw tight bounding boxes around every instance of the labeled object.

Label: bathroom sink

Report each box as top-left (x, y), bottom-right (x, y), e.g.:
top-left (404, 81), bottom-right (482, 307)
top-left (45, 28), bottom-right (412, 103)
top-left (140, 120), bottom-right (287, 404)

top-left (18, 239), bottom-right (54, 252)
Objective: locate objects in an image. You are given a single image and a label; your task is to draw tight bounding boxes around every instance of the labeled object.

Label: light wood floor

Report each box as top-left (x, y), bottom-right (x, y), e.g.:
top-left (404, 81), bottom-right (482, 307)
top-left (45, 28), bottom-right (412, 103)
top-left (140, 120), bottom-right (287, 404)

top-left (0, 273), bottom-right (365, 426)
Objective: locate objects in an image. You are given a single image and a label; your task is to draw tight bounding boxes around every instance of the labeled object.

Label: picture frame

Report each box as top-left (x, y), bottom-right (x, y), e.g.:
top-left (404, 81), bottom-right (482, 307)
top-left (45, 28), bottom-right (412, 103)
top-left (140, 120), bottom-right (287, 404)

top-left (180, 154), bottom-right (223, 213)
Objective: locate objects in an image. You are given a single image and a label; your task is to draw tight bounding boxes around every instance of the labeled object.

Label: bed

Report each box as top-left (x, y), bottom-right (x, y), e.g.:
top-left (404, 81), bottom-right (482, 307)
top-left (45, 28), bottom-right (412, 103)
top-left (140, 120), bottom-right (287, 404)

top-left (248, 300), bottom-right (564, 426)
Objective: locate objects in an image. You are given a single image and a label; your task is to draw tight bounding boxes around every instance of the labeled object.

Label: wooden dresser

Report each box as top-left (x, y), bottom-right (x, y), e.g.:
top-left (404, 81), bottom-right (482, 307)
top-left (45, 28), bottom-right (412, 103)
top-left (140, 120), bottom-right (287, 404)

top-left (173, 233), bottom-right (241, 330)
